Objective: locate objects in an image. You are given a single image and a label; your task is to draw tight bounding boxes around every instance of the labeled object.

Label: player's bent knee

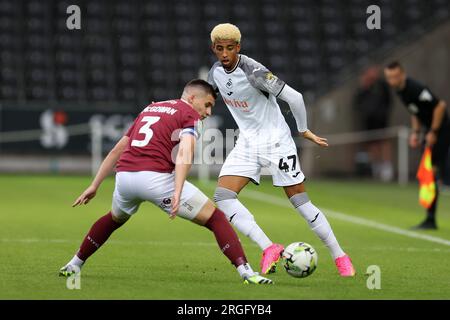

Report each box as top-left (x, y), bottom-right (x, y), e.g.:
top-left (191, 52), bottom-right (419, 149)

top-left (111, 209), bottom-right (131, 223)
top-left (213, 187), bottom-right (237, 203)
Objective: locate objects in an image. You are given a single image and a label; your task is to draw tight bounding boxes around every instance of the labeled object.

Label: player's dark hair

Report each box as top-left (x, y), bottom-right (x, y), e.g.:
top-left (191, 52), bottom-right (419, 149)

top-left (184, 79), bottom-right (217, 99)
top-left (385, 61), bottom-right (403, 70)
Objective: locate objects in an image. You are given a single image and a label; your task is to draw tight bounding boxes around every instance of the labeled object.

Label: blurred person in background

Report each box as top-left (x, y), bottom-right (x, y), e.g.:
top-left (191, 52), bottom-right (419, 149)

top-left (353, 65), bottom-right (393, 181)
top-left (384, 61), bottom-right (450, 230)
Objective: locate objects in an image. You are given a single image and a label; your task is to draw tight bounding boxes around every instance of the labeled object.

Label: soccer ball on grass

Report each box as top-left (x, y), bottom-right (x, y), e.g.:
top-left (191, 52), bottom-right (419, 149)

top-left (281, 242), bottom-right (318, 278)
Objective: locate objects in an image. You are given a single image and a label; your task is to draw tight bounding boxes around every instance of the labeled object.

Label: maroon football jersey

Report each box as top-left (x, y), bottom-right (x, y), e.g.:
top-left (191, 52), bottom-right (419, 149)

top-left (116, 99), bottom-right (200, 173)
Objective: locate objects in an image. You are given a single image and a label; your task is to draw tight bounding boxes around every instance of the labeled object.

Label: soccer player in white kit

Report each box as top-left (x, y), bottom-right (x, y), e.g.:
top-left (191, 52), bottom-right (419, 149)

top-left (59, 80), bottom-right (272, 284)
top-left (207, 23), bottom-right (355, 276)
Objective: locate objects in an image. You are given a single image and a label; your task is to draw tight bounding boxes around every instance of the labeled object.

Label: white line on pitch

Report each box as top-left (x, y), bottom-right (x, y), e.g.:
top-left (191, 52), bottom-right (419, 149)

top-left (240, 189), bottom-right (450, 247)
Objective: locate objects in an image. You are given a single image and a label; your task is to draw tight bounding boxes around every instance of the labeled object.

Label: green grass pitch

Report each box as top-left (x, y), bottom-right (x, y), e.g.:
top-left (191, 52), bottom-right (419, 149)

top-left (0, 174), bottom-right (449, 299)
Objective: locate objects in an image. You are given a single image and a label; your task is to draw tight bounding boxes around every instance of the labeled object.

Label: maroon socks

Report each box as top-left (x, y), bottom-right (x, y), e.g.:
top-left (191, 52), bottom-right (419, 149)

top-left (74, 208), bottom-right (248, 271)
top-left (76, 211), bottom-right (124, 261)
top-left (204, 208), bottom-right (248, 267)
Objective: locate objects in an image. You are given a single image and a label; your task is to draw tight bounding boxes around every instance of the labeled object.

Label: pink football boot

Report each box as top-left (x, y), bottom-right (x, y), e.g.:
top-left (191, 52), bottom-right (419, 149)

top-left (260, 243), bottom-right (284, 274)
top-left (335, 254), bottom-right (356, 277)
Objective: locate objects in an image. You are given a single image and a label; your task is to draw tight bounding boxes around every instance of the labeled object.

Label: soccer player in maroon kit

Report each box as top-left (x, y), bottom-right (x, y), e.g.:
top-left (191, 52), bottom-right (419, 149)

top-left (59, 79), bottom-right (273, 284)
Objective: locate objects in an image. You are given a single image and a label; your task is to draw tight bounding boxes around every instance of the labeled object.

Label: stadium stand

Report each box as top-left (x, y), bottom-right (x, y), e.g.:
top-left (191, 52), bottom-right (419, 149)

top-left (1, 0), bottom-right (448, 108)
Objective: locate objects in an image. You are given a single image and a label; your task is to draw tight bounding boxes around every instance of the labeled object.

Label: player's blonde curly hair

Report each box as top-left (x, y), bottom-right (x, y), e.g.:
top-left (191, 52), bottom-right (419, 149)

top-left (210, 23), bottom-right (241, 44)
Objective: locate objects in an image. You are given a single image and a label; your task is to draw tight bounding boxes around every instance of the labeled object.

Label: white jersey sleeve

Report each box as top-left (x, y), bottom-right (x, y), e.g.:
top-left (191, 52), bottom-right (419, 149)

top-left (278, 84), bottom-right (308, 133)
top-left (240, 56), bottom-right (286, 97)
top-left (207, 54), bottom-right (293, 144)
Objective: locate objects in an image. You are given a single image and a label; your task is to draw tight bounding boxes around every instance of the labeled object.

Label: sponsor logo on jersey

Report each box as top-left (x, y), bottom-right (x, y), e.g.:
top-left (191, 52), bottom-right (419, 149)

top-left (222, 97), bottom-right (249, 111)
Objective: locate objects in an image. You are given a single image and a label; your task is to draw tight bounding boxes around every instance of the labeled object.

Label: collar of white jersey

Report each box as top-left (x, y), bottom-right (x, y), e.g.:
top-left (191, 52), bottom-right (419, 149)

top-left (224, 54), bottom-right (241, 74)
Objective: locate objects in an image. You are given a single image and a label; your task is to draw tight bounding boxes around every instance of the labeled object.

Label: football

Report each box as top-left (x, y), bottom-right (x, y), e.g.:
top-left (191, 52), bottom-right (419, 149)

top-left (282, 242), bottom-right (318, 278)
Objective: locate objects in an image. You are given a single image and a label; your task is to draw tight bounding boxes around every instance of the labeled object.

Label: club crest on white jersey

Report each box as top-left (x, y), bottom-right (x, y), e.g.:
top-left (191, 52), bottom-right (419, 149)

top-left (208, 54), bottom-right (291, 145)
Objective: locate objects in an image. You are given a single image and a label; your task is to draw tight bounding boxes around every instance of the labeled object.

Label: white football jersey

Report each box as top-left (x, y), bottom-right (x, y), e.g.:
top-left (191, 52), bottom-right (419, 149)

top-left (208, 54), bottom-right (292, 145)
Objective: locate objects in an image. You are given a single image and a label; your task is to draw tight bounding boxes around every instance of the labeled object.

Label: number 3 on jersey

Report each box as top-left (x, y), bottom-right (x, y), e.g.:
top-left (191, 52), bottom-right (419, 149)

top-left (131, 116), bottom-right (161, 147)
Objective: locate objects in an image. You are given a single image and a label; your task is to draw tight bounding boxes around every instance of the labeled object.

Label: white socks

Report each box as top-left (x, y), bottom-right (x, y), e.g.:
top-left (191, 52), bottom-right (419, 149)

top-left (68, 254), bottom-right (85, 267)
top-left (237, 263), bottom-right (255, 278)
top-left (214, 187), bottom-right (345, 259)
top-left (290, 193), bottom-right (345, 259)
top-left (215, 198), bottom-right (272, 250)
top-left (214, 187), bottom-right (272, 250)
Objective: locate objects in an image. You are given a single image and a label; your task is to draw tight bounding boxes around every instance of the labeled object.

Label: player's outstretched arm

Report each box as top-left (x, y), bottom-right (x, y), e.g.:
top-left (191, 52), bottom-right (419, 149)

top-left (277, 84), bottom-right (328, 147)
top-left (72, 136), bottom-right (129, 207)
top-left (170, 134), bottom-right (196, 218)
top-left (277, 84), bottom-right (308, 133)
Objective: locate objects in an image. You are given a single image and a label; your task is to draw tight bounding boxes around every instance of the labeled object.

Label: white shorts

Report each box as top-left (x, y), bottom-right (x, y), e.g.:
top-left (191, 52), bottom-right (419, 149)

top-left (219, 137), bottom-right (305, 187)
top-left (112, 171), bottom-right (209, 220)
